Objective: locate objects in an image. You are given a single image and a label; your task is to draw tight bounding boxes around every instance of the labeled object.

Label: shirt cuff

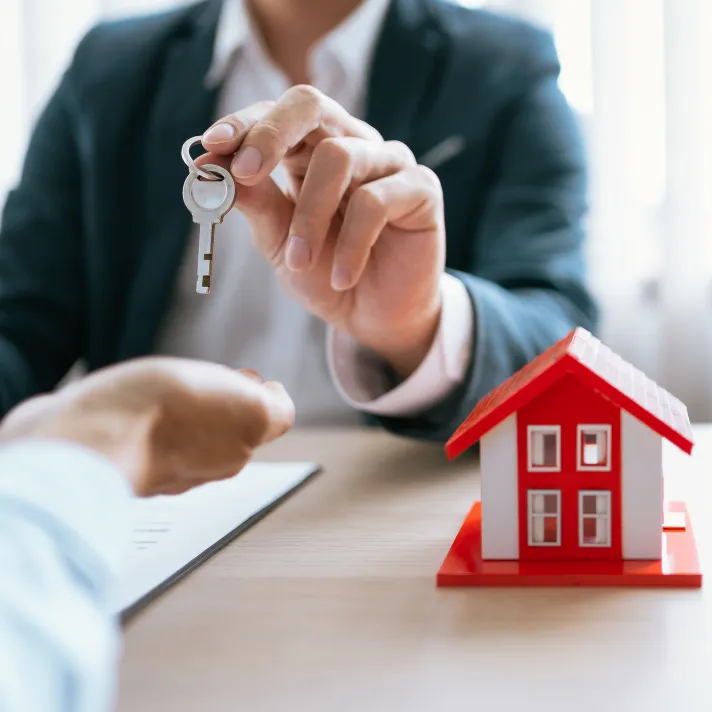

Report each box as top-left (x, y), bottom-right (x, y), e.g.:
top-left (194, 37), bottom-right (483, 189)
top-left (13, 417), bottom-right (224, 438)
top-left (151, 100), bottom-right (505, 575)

top-left (326, 272), bottom-right (475, 416)
top-left (0, 439), bottom-right (133, 584)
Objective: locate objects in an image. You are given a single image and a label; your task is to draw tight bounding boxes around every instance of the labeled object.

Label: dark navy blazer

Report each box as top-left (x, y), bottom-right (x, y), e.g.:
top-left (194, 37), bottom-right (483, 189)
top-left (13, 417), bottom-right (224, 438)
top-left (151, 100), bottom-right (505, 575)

top-left (0, 0), bottom-right (598, 441)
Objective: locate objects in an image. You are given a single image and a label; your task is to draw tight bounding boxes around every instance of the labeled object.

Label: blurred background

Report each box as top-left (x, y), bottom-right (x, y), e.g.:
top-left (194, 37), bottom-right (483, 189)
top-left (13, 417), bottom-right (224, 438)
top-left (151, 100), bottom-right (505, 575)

top-left (1, 0), bottom-right (711, 418)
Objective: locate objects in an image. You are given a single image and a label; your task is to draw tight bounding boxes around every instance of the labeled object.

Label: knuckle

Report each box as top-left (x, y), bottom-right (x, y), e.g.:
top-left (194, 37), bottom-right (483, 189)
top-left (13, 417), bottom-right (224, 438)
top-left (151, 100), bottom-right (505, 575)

top-left (367, 125), bottom-right (384, 142)
top-left (353, 117), bottom-right (383, 142)
top-left (225, 114), bottom-right (252, 135)
top-left (254, 119), bottom-right (283, 142)
top-left (250, 119), bottom-right (285, 153)
top-left (313, 137), bottom-right (352, 170)
top-left (417, 164), bottom-right (443, 196)
top-left (287, 85), bottom-right (324, 126)
top-left (352, 185), bottom-right (386, 216)
top-left (387, 140), bottom-right (416, 166)
top-left (227, 100), bottom-right (274, 134)
top-left (288, 84), bottom-right (323, 111)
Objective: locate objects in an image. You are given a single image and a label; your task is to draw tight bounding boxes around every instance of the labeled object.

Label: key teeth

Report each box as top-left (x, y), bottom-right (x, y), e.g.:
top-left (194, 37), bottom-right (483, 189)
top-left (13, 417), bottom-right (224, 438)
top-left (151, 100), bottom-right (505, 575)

top-left (196, 275), bottom-right (211, 295)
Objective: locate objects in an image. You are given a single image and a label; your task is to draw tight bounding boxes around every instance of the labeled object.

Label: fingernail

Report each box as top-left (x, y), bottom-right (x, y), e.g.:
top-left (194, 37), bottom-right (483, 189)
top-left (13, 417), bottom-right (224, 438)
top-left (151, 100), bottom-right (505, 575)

top-left (203, 123), bottom-right (235, 144)
top-left (285, 236), bottom-right (311, 271)
top-left (231, 146), bottom-right (263, 177)
top-left (331, 265), bottom-right (352, 291)
top-left (239, 368), bottom-right (264, 383)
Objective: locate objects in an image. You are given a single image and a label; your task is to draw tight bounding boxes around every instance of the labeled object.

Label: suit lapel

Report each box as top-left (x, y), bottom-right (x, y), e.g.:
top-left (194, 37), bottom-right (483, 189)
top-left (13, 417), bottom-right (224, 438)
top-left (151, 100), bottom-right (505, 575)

top-left (365, 0), bottom-right (445, 154)
top-left (119, 0), bottom-right (221, 359)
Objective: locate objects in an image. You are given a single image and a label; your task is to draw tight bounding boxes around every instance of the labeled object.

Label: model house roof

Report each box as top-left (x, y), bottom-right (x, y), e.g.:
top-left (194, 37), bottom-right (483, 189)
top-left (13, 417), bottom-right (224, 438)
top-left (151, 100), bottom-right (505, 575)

top-left (446, 327), bottom-right (694, 459)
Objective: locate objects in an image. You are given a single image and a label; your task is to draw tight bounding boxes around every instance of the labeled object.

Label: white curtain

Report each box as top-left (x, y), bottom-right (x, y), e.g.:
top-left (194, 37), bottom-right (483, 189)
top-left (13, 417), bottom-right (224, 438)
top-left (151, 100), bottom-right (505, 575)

top-left (1, 0), bottom-right (711, 418)
top-left (469, 0), bottom-right (712, 420)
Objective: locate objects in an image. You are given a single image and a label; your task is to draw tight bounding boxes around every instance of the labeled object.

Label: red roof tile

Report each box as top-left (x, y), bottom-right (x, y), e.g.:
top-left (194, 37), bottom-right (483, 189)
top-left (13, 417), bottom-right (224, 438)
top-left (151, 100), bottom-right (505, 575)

top-left (445, 327), bottom-right (694, 459)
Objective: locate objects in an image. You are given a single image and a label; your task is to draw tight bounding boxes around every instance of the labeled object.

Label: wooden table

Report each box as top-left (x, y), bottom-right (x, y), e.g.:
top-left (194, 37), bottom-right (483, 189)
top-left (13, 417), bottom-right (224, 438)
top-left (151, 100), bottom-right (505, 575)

top-left (116, 426), bottom-right (712, 712)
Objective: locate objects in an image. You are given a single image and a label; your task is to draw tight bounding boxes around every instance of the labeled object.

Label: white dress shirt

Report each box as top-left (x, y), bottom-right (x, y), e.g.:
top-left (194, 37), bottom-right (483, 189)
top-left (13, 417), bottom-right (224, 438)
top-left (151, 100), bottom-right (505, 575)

top-left (155, 0), bottom-right (474, 425)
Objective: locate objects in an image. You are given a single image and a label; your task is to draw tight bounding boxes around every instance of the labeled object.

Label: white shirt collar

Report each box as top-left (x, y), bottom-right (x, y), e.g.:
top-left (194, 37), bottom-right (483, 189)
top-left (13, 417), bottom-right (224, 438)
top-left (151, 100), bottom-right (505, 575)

top-left (205, 0), bottom-right (392, 88)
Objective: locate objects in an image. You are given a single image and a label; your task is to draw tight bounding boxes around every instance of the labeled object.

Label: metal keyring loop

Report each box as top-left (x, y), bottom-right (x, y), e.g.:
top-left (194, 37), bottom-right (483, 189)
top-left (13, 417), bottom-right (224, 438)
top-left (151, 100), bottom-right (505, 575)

top-left (181, 136), bottom-right (222, 181)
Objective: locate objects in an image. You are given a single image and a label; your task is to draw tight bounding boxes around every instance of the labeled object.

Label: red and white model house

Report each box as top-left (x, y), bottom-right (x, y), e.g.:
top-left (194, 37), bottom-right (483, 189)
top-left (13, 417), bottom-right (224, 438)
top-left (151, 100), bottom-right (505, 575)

top-left (437, 327), bottom-right (702, 587)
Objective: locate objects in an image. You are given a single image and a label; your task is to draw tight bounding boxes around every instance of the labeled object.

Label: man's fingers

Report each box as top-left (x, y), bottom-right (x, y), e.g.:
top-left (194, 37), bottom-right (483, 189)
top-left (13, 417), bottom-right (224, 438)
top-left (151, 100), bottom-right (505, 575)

top-left (332, 165), bottom-right (444, 291)
top-left (227, 85), bottom-right (380, 185)
top-left (216, 369), bottom-right (295, 446)
top-left (201, 101), bottom-right (276, 154)
top-left (285, 139), bottom-right (415, 271)
top-left (149, 370), bottom-right (293, 494)
top-left (146, 359), bottom-right (294, 453)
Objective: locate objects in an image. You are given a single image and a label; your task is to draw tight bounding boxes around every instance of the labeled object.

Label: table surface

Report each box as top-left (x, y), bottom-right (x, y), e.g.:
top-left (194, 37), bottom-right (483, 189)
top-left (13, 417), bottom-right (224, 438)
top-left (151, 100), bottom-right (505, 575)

top-left (116, 425), bottom-right (712, 712)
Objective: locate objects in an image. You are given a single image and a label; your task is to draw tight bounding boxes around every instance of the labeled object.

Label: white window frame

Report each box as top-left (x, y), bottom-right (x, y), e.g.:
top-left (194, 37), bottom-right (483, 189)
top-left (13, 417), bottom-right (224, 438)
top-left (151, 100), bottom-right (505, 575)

top-left (578, 490), bottom-right (612, 548)
top-left (577, 424), bottom-right (612, 471)
top-left (527, 425), bottom-right (561, 472)
top-left (527, 489), bottom-right (562, 547)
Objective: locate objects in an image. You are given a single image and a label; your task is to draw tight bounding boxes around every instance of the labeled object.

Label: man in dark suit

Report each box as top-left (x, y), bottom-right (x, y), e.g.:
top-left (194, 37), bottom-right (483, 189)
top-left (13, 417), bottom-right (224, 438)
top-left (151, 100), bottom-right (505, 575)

top-left (0, 0), bottom-right (597, 442)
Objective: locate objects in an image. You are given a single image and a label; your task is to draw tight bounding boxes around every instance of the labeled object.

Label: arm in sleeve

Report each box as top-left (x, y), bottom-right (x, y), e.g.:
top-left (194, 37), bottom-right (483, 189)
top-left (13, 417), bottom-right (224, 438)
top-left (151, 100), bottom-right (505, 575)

top-left (0, 68), bottom-right (85, 414)
top-left (0, 441), bottom-right (132, 712)
top-left (370, 32), bottom-right (598, 442)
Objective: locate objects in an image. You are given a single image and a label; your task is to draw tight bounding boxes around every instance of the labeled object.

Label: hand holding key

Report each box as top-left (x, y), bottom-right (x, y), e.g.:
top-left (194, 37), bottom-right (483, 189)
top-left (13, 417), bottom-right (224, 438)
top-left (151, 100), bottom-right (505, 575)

top-left (182, 137), bottom-right (236, 294)
top-left (194, 85), bottom-right (446, 380)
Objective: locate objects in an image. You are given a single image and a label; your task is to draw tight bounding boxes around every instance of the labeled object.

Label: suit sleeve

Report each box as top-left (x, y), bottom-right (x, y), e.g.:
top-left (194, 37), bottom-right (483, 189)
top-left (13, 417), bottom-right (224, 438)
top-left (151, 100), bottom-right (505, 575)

top-left (372, 32), bottom-right (598, 442)
top-left (0, 72), bottom-right (85, 413)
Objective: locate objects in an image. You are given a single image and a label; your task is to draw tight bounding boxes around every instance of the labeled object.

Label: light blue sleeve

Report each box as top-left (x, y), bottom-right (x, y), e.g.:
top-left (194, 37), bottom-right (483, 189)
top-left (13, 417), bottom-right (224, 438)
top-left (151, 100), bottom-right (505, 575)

top-left (0, 439), bottom-right (133, 712)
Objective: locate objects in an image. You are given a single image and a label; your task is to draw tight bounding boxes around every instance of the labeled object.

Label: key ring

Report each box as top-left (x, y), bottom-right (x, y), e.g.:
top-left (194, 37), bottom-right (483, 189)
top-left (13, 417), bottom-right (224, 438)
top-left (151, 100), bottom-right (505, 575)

top-left (181, 136), bottom-right (222, 181)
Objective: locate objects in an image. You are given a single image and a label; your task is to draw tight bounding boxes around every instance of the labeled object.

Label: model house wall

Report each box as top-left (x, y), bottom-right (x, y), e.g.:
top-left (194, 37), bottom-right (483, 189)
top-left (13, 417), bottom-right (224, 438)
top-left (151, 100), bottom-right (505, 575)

top-left (621, 411), bottom-right (663, 559)
top-left (480, 413), bottom-right (518, 560)
top-left (515, 374), bottom-right (622, 562)
top-left (478, 376), bottom-right (667, 563)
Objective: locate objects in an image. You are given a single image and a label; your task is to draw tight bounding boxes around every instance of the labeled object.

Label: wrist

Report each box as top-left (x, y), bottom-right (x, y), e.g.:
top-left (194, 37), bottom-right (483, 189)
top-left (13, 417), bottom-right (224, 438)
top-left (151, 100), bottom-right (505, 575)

top-left (359, 299), bottom-right (443, 380)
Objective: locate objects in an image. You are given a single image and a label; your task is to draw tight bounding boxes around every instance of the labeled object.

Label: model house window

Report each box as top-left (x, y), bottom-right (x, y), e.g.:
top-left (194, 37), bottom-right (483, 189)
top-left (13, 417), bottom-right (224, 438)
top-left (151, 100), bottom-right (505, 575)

top-left (528, 425), bottom-right (561, 471)
top-left (579, 491), bottom-right (612, 546)
top-left (528, 490), bottom-right (561, 546)
top-left (577, 425), bottom-right (611, 470)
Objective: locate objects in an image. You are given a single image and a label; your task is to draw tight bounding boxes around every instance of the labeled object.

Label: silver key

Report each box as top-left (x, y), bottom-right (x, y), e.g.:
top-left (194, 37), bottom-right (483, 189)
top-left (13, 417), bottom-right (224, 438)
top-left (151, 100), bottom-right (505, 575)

top-left (182, 164), bottom-right (235, 294)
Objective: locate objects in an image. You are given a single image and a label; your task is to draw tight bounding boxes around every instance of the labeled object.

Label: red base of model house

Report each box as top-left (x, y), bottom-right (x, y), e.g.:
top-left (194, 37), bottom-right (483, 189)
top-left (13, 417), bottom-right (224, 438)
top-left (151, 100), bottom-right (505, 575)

top-left (437, 500), bottom-right (702, 588)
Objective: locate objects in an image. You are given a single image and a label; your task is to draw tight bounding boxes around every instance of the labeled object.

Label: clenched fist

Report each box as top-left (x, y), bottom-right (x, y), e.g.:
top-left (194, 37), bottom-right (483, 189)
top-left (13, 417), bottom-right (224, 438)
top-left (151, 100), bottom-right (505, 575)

top-left (0, 359), bottom-right (294, 496)
top-left (197, 85), bottom-right (446, 378)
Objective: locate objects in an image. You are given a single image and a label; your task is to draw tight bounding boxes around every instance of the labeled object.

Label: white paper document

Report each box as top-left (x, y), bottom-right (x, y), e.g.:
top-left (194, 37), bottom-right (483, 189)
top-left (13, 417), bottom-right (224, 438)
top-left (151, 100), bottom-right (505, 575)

top-left (113, 461), bottom-right (318, 617)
